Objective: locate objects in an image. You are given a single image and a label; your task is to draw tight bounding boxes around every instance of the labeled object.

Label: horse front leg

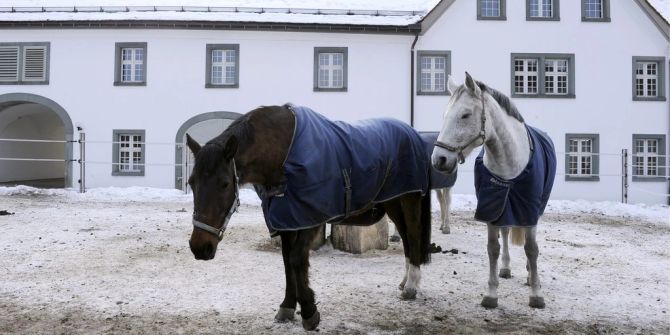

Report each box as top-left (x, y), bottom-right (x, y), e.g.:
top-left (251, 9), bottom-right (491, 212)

top-left (499, 227), bottom-right (511, 278)
top-left (481, 224), bottom-right (500, 308)
top-left (524, 227), bottom-right (545, 308)
top-left (438, 188), bottom-right (452, 234)
top-left (291, 227), bottom-right (320, 330)
top-left (275, 232), bottom-right (297, 322)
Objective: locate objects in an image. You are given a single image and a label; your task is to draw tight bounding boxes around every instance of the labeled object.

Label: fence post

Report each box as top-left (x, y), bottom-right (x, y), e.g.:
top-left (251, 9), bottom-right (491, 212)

top-left (621, 149), bottom-right (628, 203)
top-left (79, 132), bottom-right (86, 193)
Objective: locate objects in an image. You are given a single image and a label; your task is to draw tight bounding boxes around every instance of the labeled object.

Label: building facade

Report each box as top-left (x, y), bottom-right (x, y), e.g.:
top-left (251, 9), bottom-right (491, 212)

top-left (0, 0), bottom-right (668, 204)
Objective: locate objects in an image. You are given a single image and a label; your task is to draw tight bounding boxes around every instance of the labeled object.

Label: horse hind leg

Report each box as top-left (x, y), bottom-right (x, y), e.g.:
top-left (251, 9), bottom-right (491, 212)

top-left (481, 224), bottom-right (501, 308)
top-left (524, 227), bottom-right (545, 308)
top-left (438, 188), bottom-right (452, 234)
top-left (499, 227), bottom-right (512, 279)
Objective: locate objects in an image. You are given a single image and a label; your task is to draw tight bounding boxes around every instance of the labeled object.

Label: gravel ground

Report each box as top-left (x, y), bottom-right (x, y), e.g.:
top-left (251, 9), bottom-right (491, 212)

top-left (0, 194), bottom-right (668, 334)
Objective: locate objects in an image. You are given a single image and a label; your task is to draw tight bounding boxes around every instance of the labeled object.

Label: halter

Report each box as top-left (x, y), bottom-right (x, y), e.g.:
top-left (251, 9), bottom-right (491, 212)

top-left (192, 159), bottom-right (240, 241)
top-left (434, 96), bottom-right (487, 164)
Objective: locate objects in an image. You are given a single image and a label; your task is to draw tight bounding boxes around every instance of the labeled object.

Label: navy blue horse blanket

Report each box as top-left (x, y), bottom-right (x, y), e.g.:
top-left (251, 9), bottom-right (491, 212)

top-left (258, 105), bottom-right (454, 233)
top-left (474, 125), bottom-right (556, 227)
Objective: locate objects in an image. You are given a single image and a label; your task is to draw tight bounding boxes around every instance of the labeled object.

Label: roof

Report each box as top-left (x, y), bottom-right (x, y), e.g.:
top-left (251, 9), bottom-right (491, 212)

top-left (647, 0), bottom-right (669, 23)
top-left (0, 1), bottom-right (440, 32)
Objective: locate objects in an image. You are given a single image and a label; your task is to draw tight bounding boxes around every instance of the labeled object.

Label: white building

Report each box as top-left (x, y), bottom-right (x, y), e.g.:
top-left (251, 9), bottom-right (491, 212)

top-left (0, 0), bottom-right (668, 204)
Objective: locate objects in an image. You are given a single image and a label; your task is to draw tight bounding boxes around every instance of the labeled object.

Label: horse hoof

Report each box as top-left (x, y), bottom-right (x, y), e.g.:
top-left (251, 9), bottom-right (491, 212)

top-left (390, 235), bottom-right (401, 242)
top-left (499, 268), bottom-right (512, 279)
top-left (401, 287), bottom-right (417, 300)
top-left (440, 226), bottom-right (451, 234)
top-left (529, 296), bottom-right (545, 309)
top-left (274, 307), bottom-right (295, 322)
top-left (481, 296), bottom-right (498, 309)
top-left (301, 310), bottom-right (320, 331)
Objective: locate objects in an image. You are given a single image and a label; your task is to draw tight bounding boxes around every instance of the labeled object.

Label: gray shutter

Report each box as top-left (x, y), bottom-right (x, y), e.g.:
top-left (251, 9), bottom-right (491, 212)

top-left (22, 46), bottom-right (46, 81)
top-left (0, 46), bottom-right (19, 81)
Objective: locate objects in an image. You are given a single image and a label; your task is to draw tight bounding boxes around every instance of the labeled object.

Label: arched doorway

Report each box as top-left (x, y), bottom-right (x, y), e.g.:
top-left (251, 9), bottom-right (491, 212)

top-left (0, 93), bottom-right (74, 188)
top-left (174, 111), bottom-right (242, 190)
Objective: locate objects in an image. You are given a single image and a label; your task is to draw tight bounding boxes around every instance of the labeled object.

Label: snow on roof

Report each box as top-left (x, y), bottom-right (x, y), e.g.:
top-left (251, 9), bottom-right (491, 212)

top-left (0, 1), bottom-right (441, 27)
top-left (648, 0), bottom-right (669, 23)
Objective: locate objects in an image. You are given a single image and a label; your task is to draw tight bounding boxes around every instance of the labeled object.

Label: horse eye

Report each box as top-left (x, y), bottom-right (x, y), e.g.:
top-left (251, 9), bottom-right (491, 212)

top-left (461, 113), bottom-right (471, 119)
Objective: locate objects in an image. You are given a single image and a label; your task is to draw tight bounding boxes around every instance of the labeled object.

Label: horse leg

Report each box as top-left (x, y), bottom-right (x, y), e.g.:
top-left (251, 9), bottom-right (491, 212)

top-left (481, 224), bottom-right (500, 308)
top-left (499, 227), bottom-right (511, 279)
top-left (275, 232), bottom-right (297, 322)
top-left (524, 227), bottom-right (545, 308)
top-left (384, 199), bottom-right (410, 291)
top-left (438, 188), bottom-right (451, 234)
top-left (291, 227), bottom-right (321, 330)
top-left (390, 215), bottom-right (401, 242)
top-left (398, 194), bottom-right (423, 300)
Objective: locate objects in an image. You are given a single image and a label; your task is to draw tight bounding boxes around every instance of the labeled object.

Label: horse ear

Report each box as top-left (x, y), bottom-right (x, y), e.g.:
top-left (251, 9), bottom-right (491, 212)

top-left (464, 71), bottom-right (481, 97)
top-left (223, 135), bottom-right (238, 161)
top-left (186, 133), bottom-right (201, 155)
top-left (447, 75), bottom-right (459, 95)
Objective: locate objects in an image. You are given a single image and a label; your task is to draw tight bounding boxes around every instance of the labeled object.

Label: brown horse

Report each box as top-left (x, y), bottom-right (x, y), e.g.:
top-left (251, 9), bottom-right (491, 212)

top-left (186, 104), bottom-right (432, 330)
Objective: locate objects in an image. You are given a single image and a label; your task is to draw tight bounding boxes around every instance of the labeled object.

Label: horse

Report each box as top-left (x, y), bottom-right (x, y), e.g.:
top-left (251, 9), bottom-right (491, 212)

top-left (185, 104), bottom-right (435, 330)
top-left (431, 73), bottom-right (556, 309)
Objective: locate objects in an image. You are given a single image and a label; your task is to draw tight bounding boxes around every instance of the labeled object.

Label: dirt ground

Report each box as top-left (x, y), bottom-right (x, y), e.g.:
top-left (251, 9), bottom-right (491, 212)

top-left (0, 194), bottom-right (668, 334)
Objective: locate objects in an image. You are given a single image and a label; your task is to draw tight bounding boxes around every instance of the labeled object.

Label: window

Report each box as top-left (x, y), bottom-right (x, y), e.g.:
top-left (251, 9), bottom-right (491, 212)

top-left (526, 0), bottom-right (560, 21)
top-left (582, 0), bottom-right (610, 22)
top-left (511, 53), bottom-right (575, 98)
top-left (112, 129), bottom-right (145, 176)
top-left (417, 51), bottom-right (451, 95)
top-left (314, 47), bottom-right (347, 92)
top-left (114, 42), bottom-right (147, 86)
top-left (632, 135), bottom-right (666, 181)
top-left (565, 134), bottom-right (599, 181)
top-left (478, 0), bottom-right (506, 20)
top-left (206, 44), bottom-right (239, 88)
top-left (0, 42), bottom-right (50, 85)
top-left (632, 57), bottom-right (666, 101)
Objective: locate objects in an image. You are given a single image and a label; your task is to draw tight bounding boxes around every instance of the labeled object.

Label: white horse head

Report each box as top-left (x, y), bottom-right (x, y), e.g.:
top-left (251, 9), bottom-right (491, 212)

top-left (431, 72), bottom-right (488, 174)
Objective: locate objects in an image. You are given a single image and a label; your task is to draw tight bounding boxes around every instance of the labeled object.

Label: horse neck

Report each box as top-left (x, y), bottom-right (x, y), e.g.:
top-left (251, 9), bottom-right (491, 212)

top-left (481, 95), bottom-right (530, 180)
top-left (236, 107), bottom-right (294, 187)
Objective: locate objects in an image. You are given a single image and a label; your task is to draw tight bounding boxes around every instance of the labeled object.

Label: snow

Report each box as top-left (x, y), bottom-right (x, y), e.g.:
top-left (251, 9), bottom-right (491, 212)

top-left (0, 186), bottom-right (668, 333)
top-left (0, 0), bottom-right (441, 26)
top-left (648, 0), bottom-right (669, 23)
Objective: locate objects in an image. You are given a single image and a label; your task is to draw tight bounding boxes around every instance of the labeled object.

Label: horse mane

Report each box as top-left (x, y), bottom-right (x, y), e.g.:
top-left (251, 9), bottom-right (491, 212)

top-left (476, 81), bottom-right (525, 123)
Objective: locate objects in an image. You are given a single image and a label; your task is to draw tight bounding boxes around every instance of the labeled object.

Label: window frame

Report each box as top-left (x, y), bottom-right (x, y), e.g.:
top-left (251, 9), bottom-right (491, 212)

top-left (114, 42), bottom-right (147, 86)
top-left (632, 134), bottom-right (666, 182)
top-left (581, 0), bottom-right (610, 22)
top-left (565, 133), bottom-right (600, 181)
top-left (417, 50), bottom-right (451, 96)
top-left (511, 53), bottom-right (575, 98)
top-left (477, 0), bottom-right (507, 21)
top-left (205, 44), bottom-right (240, 89)
top-left (526, 0), bottom-right (560, 21)
top-left (313, 47), bottom-right (348, 92)
top-left (112, 129), bottom-right (146, 176)
top-left (0, 42), bottom-right (50, 85)
top-left (632, 56), bottom-right (666, 101)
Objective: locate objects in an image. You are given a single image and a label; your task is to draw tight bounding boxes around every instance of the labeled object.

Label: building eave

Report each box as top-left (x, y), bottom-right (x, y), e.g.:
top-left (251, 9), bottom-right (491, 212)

top-left (634, 0), bottom-right (669, 42)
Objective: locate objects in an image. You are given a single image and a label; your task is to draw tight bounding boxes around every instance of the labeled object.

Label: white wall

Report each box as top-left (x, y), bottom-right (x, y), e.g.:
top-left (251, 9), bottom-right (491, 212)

top-left (415, 0), bottom-right (670, 204)
top-left (0, 104), bottom-right (65, 182)
top-left (0, 29), bottom-right (413, 189)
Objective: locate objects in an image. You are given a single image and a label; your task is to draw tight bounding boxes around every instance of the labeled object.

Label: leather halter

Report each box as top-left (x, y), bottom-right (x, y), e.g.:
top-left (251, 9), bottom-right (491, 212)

top-left (192, 159), bottom-right (240, 241)
top-left (434, 96), bottom-right (487, 164)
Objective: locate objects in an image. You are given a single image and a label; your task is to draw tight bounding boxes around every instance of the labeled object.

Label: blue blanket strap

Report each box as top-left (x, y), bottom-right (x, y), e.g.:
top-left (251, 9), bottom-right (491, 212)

top-left (343, 168), bottom-right (352, 217)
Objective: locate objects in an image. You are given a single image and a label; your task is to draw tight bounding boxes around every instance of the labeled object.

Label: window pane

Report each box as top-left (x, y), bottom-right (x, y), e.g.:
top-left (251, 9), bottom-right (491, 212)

top-left (584, 0), bottom-right (603, 19)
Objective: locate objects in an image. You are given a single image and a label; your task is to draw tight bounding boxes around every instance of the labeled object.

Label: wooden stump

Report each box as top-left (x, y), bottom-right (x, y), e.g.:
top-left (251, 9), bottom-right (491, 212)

top-left (331, 216), bottom-right (389, 254)
top-left (270, 225), bottom-right (326, 250)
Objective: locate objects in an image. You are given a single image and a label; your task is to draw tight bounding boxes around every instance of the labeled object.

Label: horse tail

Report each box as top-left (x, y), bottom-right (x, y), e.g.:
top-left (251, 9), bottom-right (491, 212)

top-left (510, 227), bottom-right (525, 246)
top-left (419, 184), bottom-right (432, 265)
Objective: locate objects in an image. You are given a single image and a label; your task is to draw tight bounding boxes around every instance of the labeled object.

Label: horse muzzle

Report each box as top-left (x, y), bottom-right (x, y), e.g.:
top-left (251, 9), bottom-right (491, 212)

top-left (431, 151), bottom-right (458, 175)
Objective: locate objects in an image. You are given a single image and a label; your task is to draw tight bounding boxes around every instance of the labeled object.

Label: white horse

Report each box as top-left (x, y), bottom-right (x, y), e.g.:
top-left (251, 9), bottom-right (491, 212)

top-left (431, 72), bottom-right (556, 309)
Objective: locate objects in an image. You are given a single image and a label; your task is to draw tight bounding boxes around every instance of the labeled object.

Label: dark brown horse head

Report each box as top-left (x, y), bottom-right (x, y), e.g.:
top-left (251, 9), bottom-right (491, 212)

top-left (186, 133), bottom-right (239, 260)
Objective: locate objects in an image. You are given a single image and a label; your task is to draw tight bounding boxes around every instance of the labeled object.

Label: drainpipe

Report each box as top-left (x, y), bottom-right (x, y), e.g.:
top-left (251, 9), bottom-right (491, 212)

top-left (410, 32), bottom-right (420, 127)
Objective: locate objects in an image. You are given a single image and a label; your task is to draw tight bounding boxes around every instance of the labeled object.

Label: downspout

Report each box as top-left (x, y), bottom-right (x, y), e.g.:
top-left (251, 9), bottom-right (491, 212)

top-left (410, 32), bottom-right (420, 127)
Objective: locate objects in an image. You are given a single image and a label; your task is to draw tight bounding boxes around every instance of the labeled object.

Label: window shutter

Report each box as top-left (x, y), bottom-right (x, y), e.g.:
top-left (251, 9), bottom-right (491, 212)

top-left (22, 46), bottom-right (46, 81)
top-left (0, 46), bottom-right (19, 82)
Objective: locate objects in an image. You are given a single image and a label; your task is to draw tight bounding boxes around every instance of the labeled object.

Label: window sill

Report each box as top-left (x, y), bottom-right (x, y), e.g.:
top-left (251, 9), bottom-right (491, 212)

top-left (114, 81), bottom-right (146, 87)
top-left (0, 81), bottom-right (49, 85)
top-left (581, 17), bottom-right (611, 22)
top-left (633, 96), bottom-right (667, 102)
top-left (565, 175), bottom-right (600, 182)
top-left (206, 83), bottom-right (239, 89)
top-left (417, 91), bottom-right (450, 96)
top-left (112, 171), bottom-right (145, 176)
top-left (632, 176), bottom-right (667, 182)
top-left (477, 16), bottom-right (507, 21)
top-left (314, 87), bottom-right (347, 92)
top-left (526, 16), bottom-right (560, 21)
top-left (512, 93), bottom-right (575, 99)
